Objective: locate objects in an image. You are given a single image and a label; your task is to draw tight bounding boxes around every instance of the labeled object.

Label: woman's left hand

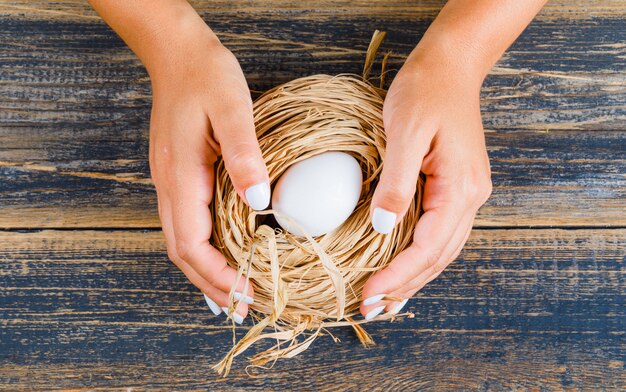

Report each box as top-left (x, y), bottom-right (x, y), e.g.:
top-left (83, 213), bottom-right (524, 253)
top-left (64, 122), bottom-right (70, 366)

top-left (360, 49), bottom-right (493, 319)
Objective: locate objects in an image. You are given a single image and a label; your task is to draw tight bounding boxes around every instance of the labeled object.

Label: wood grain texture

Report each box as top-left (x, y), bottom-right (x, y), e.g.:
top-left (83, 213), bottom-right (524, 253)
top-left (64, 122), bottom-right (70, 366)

top-left (1, 2), bottom-right (624, 129)
top-left (0, 1), bottom-right (625, 389)
top-left (0, 0), bottom-right (624, 228)
top-left (2, 1), bottom-right (626, 15)
top-left (1, 229), bottom-right (624, 389)
top-left (1, 129), bottom-right (624, 228)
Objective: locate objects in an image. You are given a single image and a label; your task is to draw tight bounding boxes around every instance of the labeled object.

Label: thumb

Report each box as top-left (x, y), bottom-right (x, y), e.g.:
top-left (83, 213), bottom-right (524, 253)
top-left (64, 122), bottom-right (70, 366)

top-left (208, 79), bottom-right (271, 211)
top-left (370, 124), bottom-right (431, 234)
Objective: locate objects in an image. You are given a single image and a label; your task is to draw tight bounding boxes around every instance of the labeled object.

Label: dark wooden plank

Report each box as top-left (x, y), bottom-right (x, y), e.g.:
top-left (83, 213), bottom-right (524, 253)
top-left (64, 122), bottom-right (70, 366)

top-left (0, 158), bottom-right (158, 228)
top-left (0, 2), bottom-right (624, 390)
top-left (0, 1), bottom-right (625, 229)
top-left (3, 0), bottom-right (626, 14)
top-left (1, 129), bottom-right (624, 228)
top-left (0, 229), bottom-right (624, 389)
top-left (482, 130), bottom-right (626, 227)
top-left (1, 3), bottom-right (624, 130)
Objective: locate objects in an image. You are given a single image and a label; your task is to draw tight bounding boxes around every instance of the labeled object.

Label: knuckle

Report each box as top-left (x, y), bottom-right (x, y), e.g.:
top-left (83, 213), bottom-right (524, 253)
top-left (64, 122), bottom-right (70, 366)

top-left (427, 263), bottom-right (445, 281)
top-left (460, 169), bottom-right (493, 207)
top-left (228, 147), bottom-right (259, 167)
top-left (463, 177), bottom-right (481, 200)
top-left (470, 175), bottom-right (492, 206)
top-left (225, 148), bottom-right (262, 178)
top-left (175, 239), bottom-right (196, 262)
top-left (385, 262), bottom-right (405, 282)
top-left (425, 248), bottom-right (443, 269)
top-left (204, 265), bottom-right (226, 289)
top-left (481, 178), bottom-right (493, 203)
top-left (378, 182), bottom-right (416, 209)
top-left (199, 284), bottom-right (216, 297)
top-left (413, 244), bottom-right (443, 270)
top-left (166, 249), bottom-right (176, 262)
top-left (216, 43), bottom-right (238, 63)
top-left (165, 245), bottom-right (179, 265)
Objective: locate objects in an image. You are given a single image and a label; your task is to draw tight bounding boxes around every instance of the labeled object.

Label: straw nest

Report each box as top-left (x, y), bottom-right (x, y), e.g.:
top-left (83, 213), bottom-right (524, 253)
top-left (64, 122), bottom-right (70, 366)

top-left (210, 31), bottom-right (423, 376)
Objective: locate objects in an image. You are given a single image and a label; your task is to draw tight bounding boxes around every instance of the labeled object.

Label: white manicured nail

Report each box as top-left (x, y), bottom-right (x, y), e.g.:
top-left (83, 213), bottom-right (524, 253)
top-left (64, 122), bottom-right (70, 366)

top-left (365, 305), bottom-right (386, 320)
top-left (221, 307), bottom-right (245, 324)
top-left (390, 298), bottom-right (409, 314)
top-left (203, 294), bottom-right (222, 315)
top-left (234, 291), bottom-right (254, 305)
top-left (363, 293), bottom-right (386, 306)
top-left (372, 207), bottom-right (396, 234)
top-left (245, 181), bottom-right (271, 210)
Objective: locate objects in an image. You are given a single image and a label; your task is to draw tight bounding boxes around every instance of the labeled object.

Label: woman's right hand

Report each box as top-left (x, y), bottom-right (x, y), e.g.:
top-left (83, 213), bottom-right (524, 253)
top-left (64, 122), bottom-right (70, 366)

top-left (147, 22), bottom-right (270, 324)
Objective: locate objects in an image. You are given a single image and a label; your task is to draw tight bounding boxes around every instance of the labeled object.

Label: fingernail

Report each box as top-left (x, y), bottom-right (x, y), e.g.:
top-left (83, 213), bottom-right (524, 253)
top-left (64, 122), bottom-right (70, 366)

top-left (234, 291), bottom-right (254, 305)
top-left (221, 307), bottom-right (245, 324)
top-left (390, 298), bottom-right (409, 314)
top-left (365, 305), bottom-right (386, 320)
top-left (203, 294), bottom-right (222, 315)
top-left (372, 207), bottom-right (397, 234)
top-left (245, 181), bottom-right (271, 210)
top-left (363, 293), bottom-right (386, 306)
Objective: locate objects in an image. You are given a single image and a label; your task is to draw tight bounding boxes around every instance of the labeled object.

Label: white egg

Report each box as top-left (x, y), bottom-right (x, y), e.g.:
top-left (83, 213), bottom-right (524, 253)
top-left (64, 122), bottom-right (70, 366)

top-left (271, 151), bottom-right (362, 237)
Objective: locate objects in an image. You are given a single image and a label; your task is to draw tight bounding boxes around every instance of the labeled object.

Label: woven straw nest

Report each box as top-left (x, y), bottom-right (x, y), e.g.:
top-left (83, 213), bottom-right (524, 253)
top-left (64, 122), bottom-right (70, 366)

top-left (210, 31), bottom-right (423, 376)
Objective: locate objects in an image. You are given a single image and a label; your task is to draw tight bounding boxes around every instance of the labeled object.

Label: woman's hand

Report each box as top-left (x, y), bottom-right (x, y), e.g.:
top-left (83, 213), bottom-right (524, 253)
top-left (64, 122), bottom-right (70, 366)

top-left (359, 0), bottom-right (546, 320)
top-left (147, 23), bottom-right (270, 324)
top-left (360, 46), bottom-right (492, 320)
top-left (88, 1), bottom-right (271, 324)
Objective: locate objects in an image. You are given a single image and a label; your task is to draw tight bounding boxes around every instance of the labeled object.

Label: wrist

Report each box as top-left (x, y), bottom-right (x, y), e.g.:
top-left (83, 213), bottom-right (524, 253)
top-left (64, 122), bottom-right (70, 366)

top-left (137, 5), bottom-right (221, 81)
top-left (404, 28), bottom-right (493, 90)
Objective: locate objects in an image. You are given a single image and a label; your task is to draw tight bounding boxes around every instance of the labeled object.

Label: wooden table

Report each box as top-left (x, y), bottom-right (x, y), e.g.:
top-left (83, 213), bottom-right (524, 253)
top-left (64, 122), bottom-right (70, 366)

top-left (1, 1), bottom-right (624, 390)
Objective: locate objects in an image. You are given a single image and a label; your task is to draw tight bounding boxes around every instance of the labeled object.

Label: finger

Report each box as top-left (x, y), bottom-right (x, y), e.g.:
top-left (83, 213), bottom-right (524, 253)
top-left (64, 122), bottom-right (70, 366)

top-left (400, 231), bottom-right (472, 302)
top-left (389, 216), bottom-right (475, 312)
top-left (167, 159), bottom-right (254, 297)
top-left (362, 179), bottom-right (464, 317)
top-left (158, 192), bottom-right (252, 323)
top-left (157, 134), bottom-right (255, 304)
top-left (373, 218), bottom-right (472, 317)
top-left (369, 109), bottom-right (433, 234)
top-left (395, 213), bottom-right (474, 296)
top-left (399, 214), bottom-right (475, 296)
top-left (206, 56), bottom-right (271, 211)
top-left (174, 244), bottom-right (251, 322)
top-left (180, 252), bottom-right (250, 322)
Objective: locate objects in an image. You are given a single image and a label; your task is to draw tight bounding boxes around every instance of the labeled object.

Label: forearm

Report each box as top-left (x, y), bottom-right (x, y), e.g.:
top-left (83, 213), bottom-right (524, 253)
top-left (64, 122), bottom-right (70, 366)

top-left (88, 0), bottom-right (218, 79)
top-left (408, 0), bottom-right (547, 85)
